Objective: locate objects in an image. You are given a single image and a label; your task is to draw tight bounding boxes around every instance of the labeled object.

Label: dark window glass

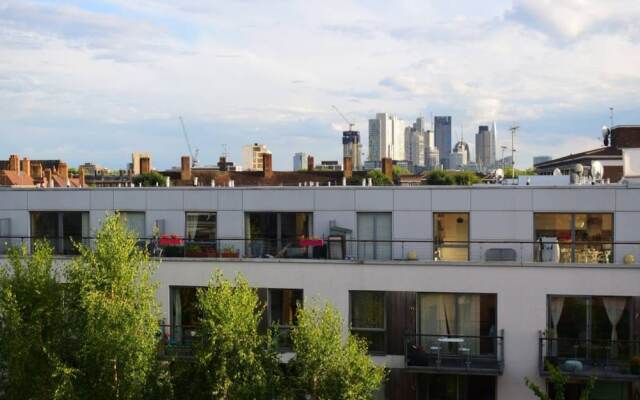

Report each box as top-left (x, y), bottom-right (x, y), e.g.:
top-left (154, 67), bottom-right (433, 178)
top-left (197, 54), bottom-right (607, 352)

top-left (245, 212), bottom-right (312, 258)
top-left (350, 291), bottom-right (385, 353)
top-left (268, 289), bottom-right (303, 349)
top-left (31, 212), bottom-right (88, 255)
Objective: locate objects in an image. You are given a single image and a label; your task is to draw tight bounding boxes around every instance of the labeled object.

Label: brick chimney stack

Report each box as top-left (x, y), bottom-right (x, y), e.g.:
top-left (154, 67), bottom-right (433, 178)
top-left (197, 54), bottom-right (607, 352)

top-left (79, 168), bottom-right (85, 187)
top-left (181, 156), bottom-right (191, 181)
top-left (20, 157), bottom-right (31, 177)
top-left (218, 156), bottom-right (227, 172)
top-left (140, 157), bottom-right (151, 174)
top-left (44, 168), bottom-right (52, 186)
top-left (8, 155), bottom-right (19, 172)
top-left (307, 156), bottom-right (314, 171)
top-left (32, 163), bottom-right (43, 179)
top-left (343, 156), bottom-right (353, 179)
top-left (382, 157), bottom-right (393, 181)
top-left (57, 162), bottom-right (69, 179)
top-left (262, 153), bottom-right (273, 178)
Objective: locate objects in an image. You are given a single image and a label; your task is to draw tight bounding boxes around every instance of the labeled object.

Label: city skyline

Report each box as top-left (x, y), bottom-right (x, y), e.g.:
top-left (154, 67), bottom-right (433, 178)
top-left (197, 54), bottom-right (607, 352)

top-left (2, 0), bottom-right (640, 170)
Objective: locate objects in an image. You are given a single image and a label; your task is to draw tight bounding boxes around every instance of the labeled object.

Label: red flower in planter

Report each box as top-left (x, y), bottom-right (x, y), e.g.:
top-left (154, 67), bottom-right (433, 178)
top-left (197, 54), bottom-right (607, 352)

top-left (159, 234), bottom-right (183, 246)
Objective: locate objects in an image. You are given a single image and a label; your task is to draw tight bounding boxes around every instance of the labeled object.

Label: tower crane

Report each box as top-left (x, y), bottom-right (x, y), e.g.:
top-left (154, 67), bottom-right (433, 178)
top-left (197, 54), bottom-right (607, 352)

top-left (331, 105), bottom-right (355, 131)
top-left (179, 116), bottom-right (199, 167)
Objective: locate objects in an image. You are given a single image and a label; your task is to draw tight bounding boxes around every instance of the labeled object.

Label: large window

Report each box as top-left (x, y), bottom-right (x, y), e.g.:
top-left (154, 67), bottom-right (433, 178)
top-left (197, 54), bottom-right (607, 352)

top-left (118, 212), bottom-right (146, 238)
top-left (30, 211), bottom-right (89, 255)
top-left (350, 291), bottom-right (386, 353)
top-left (547, 295), bottom-right (631, 357)
top-left (417, 375), bottom-right (496, 400)
top-left (169, 286), bottom-right (200, 345)
top-left (534, 213), bottom-right (613, 263)
top-left (418, 293), bottom-right (497, 355)
top-left (434, 213), bottom-right (469, 261)
top-left (357, 213), bottom-right (391, 260)
top-left (268, 289), bottom-right (303, 349)
top-left (245, 212), bottom-right (312, 258)
top-left (185, 212), bottom-right (217, 256)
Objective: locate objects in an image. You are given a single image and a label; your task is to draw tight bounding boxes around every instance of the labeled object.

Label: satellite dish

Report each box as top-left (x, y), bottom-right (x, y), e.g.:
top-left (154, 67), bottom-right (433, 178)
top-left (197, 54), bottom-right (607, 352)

top-left (591, 161), bottom-right (604, 180)
top-left (553, 168), bottom-right (562, 176)
top-left (495, 168), bottom-right (504, 180)
top-left (575, 163), bottom-right (584, 176)
top-left (602, 125), bottom-right (609, 139)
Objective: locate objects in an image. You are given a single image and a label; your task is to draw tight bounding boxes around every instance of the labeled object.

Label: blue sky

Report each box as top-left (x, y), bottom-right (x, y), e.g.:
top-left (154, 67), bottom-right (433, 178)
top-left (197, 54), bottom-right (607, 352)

top-left (1, 0), bottom-right (639, 170)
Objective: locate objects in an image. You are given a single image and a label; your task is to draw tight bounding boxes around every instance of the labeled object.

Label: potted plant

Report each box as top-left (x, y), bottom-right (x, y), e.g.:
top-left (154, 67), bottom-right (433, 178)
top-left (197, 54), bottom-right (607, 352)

top-left (221, 244), bottom-right (240, 258)
top-left (185, 243), bottom-right (203, 257)
top-left (159, 234), bottom-right (184, 257)
top-left (630, 356), bottom-right (640, 374)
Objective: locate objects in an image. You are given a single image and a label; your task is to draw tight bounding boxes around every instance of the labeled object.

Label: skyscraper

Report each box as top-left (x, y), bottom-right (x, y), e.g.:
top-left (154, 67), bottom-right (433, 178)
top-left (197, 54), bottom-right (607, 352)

top-left (405, 118), bottom-right (425, 167)
top-left (475, 124), bottom-right (496, 171)
top-left (368, 113), bottom-right (406, 161)
top-left (293, 152), bottom-right (308, 171)
top-left (434, 116), bottom-right (452, 169)
top-left (342, 131), bottom-right (361, 169)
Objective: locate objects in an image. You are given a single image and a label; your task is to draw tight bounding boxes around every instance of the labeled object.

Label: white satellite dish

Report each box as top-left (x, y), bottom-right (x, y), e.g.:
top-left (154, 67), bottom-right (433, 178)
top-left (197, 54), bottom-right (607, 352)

top-left (575, 163), bottom-right (584, 176)
top-left (495, 168), bottom-right (504, 181)
top-left (591, 161), bottom-right (604, 180)
top-left (552, 168), bottom-right (562, 176)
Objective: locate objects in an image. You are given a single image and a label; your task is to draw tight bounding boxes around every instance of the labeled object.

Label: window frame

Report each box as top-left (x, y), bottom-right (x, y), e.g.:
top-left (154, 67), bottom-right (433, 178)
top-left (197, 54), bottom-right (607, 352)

top-left (356, 212), bottom-right (392, 260)
top-left (244, 212), bottom-right (313, 257)
top-left (267, 288), bottom-right (303, 350)
top-left (349, 290), bottom-right (387, 355)
top-left (433, 212), bottom-right (470, 261)
top-left (29, 211), bottom-right (90, 255)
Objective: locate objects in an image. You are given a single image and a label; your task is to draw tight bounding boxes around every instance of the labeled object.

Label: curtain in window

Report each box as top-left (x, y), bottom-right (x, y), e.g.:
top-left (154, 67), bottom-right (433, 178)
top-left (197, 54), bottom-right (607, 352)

top-left (458, 294), bottom-right (481, 353)
top-left (120, 212), bottom-right (145, 238)
top-left (549, 296), bottom-right (565, 355)
top-left (375, 213), bottom-right (392, 260)
top-left (602, 297), bottom-right (627, 343)
top-left (185, 214), bottom-right (199, 241)
top-left (357, 213), bottom-right (391, 260)
top-left (173, 289), bottom-right (182, 344)
top-left (357, 213), bottom-right (376, 260)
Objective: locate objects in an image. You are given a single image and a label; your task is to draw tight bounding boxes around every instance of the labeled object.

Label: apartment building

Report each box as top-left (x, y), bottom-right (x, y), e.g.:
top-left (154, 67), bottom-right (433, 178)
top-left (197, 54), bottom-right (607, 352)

top-left (1, 184), bottom-right (639, 400)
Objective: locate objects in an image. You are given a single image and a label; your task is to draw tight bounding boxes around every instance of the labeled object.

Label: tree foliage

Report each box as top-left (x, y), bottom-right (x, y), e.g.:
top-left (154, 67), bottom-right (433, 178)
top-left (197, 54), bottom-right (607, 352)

top-left (65, 213), bottom-right (161, 400)
top-left (0, 242), bottom-right (75, 400)
top-left (132, 172), bottom-right (166, 187)
top-left (425, 170), bottom-right (481, 186)
top-left (366, 169), bottom-right (392, 186)
top-left (287, 301), bottom-right (387, 399)
top-left (185, 271), bottom-right (280, 400)
top-left (525, 362), bottom-right (596, 400)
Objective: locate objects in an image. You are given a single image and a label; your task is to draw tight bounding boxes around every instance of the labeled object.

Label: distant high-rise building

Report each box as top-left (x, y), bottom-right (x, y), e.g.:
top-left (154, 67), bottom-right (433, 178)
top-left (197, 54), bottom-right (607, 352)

top-left (450, 140), bottom-right (470, 170)
top-left (533, 155), bottom-right (552, 166)
top-left (293, 152), bottom-right (308, 171)
top-left (368, 113), bottom-right (406, 161)
top-left (242, 143), bottom-right (271, 171)
top-left (405, 118), bottom-right (425, 168)
top-left (425, 146), bottom-right (440, 170)
top-left (475, 124), bottom-right (496, 171)
top-left (342, 131), bottom-right (362, 169)
top-left (434, 116), bottom-right (452, 168)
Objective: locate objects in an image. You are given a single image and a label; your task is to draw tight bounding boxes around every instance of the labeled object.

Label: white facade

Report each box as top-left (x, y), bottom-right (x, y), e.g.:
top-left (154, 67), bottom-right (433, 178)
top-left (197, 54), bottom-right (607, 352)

top-left (369, 113), bottom-right (406, 161)
top-left (2, 185), bottom-right (640, 400)
top-left (242, 143), bottom-right (270, 171)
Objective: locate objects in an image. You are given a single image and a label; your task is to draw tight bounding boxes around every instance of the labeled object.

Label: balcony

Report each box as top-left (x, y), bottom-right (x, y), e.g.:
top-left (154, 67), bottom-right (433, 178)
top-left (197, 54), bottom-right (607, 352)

top-left (1, 236), bottom-right (636, 266)
top-left (159, 324), bottom-right (197, 359)
top-left (539, 333), bottom-right (640, 381)
top-left (404, 331), bottom-right (504, 376)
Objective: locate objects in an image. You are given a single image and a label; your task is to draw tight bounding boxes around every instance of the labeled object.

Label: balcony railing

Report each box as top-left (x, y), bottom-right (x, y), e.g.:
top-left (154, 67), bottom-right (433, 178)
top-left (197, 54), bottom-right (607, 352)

top-left (539, 332), bottom-right (640, 381)
top-left (159, 324), bottom-right (197, 359)
top-left (0, 236), bottom-right (637, 265)
top-left (404, 331), bottom-right (504, 375)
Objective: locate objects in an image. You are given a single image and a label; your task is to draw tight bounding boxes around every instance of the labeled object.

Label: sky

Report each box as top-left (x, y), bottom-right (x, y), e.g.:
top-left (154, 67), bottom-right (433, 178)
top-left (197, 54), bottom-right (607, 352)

top-left (1, 0), bottom-right (640, 170)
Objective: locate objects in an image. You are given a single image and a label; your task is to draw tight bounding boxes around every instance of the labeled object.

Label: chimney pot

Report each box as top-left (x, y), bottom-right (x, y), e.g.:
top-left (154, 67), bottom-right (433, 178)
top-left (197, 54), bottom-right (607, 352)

top-left (79, 168), bottom-right (85, 187)
top-left (20, 157), bottom-right (31, 177)
top-left (31, 163), bottom-right (43, 179)
top-left (8, 155), bottom-right (19, 172)
top-left (381, 157), bottom-right (393, 181)
top-left (343, 156), bottom-right (353, 179)
top-left (57, 162), bottom-right (69, 179)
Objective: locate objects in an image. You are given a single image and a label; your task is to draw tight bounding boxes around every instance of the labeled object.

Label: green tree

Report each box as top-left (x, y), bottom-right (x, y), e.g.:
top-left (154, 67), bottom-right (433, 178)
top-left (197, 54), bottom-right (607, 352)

top-left (367, 169), bottom-right (392, 186)
top-left (525, 362), bottom-right (596, 400)
top-left (425, 170), bottom-right (455, 185)
top-left (0, 242), bottom-right (76, 400)
top-left (502, 167), bottom-right (535, 178)
top-left (452, 171), bottom-right (480, 185)
top-left (132, 171), bottom-right (166, 187)
top-left (186, 271), bottom-right (281, 400)
top-left (392, 165), bottom-right (410, 176)
top-left (287, 301), bottom-right (386, 399)
top-left (65, 213), bottom-right (161, 400)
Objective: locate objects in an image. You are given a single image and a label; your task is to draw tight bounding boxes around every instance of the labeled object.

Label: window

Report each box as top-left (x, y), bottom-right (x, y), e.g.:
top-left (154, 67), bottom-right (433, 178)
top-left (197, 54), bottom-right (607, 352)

top-left (534, 213), bottom-right (613, 263)
top-left (418, 293), bottom-right (497, 355)
top-left (350, 291), bottom-right (386, 353)
top-left (268, 289), bottom-right (303, 349)
top-left (417, 375), bottom-right (496, 400)
top-left (30, 211), bottom-right (89, 254)
top-left (245, 212), bottom-right (312, 258)
top-left (169, 286), bottom-right (200, 345)
top-left (434, 213), bottom-right (469, 261)
top-left (357, 213), bottom-right (391, 260)
top-left (118, 212), bottom-right (146, 238)
top-left (185, 212), bottom-right (217, 256)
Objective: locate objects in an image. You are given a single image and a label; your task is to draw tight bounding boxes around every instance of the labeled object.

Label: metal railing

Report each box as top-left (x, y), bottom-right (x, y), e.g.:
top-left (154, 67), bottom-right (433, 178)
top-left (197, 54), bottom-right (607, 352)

top-left (404, 331), bottom-right (505, 375)
top-left (539, 332), bottom-right (640, 380)
top-left (0, 236), bottom-right (636, 265)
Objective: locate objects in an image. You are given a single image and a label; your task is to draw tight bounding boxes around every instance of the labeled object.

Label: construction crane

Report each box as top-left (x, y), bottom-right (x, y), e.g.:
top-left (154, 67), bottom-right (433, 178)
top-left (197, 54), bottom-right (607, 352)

top-left (179, 116), bottom-right (199, 167)
top-left (331, 105), bottom-right (355, 131)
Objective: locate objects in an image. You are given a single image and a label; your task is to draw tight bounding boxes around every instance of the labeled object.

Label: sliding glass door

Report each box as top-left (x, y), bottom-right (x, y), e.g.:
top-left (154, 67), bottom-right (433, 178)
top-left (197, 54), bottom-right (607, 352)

top-left (357, 213), bottom-right (391, 260)
top-left (30, 211), bottom-right (89, 254)
top-left (245, 212), bottom-right (312, 258)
